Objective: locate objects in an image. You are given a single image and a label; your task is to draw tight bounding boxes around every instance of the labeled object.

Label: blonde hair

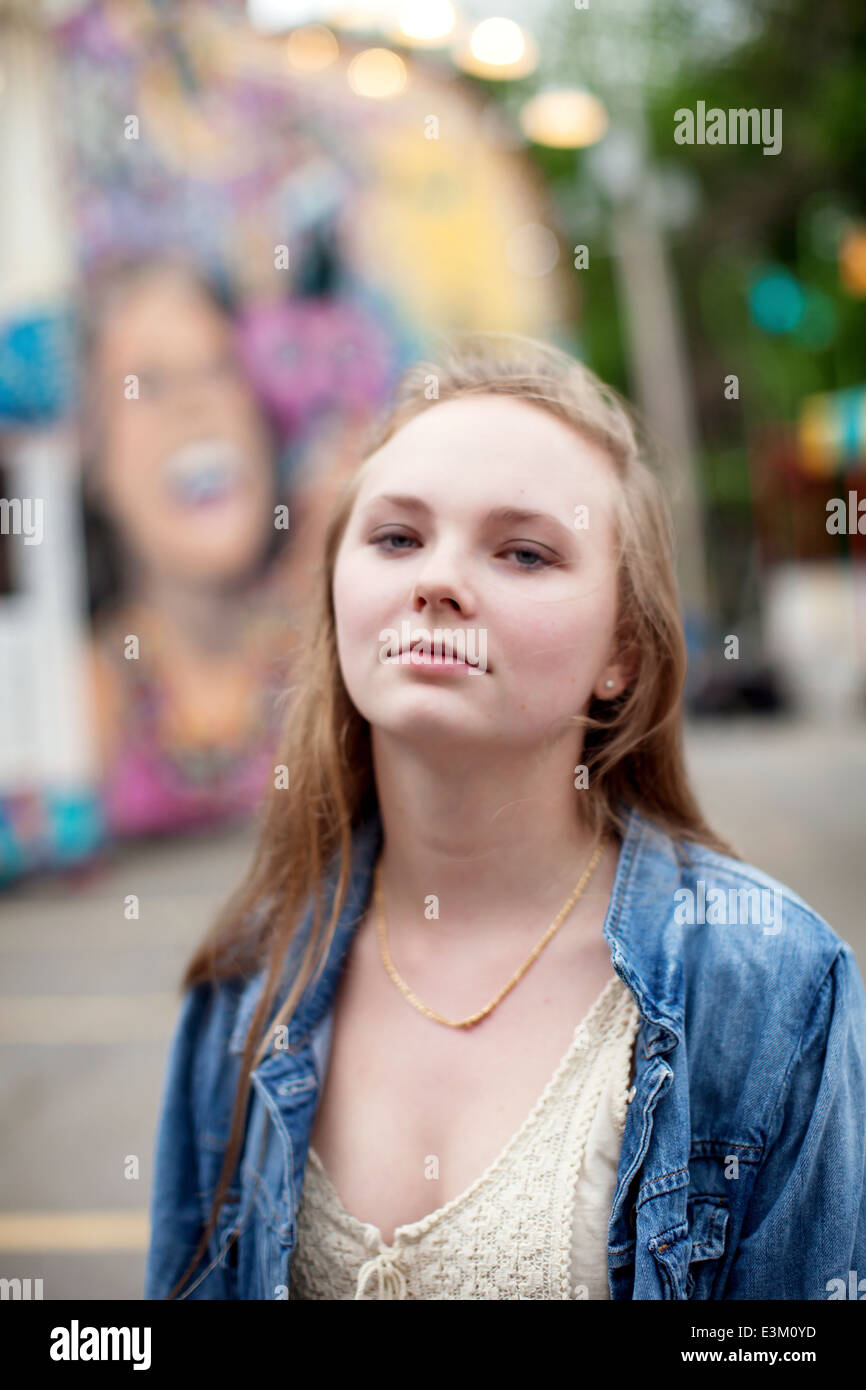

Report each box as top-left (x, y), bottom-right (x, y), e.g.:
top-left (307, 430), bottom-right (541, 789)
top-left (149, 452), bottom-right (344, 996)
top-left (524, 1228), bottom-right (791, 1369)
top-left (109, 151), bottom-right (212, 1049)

top-left (166, 331), bottom-right (732, 1297)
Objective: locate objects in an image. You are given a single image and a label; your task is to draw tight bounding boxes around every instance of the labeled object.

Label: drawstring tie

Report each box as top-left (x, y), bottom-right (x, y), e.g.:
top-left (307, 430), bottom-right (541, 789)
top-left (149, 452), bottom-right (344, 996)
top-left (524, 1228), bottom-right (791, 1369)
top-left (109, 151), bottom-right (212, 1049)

top-left (355, 1233), bottom-right (408, 1299)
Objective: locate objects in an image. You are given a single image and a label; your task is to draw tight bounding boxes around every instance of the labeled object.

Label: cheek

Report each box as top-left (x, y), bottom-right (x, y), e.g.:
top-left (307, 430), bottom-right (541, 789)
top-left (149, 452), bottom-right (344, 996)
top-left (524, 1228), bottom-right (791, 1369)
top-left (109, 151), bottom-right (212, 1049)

top-left (334, 547), bottom-right (392, 634)
top-left (103, 414), bottom-right (162, 497)
top-left (332, 554), bottom-right (376, 669)
top-left (503, 586), bottom-right (617, 701)
top-left (239, 412), bottom-right (273, 484)
top-left (217, 387), bottom-right (261, 441)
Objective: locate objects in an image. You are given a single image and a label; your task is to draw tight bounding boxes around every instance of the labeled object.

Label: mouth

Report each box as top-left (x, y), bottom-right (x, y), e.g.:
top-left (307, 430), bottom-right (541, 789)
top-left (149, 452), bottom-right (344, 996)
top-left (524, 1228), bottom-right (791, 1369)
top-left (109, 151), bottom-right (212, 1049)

top-left (161, 438), bottom-right (246, 508)
top-left (391, 645), bottom-right (489, 673)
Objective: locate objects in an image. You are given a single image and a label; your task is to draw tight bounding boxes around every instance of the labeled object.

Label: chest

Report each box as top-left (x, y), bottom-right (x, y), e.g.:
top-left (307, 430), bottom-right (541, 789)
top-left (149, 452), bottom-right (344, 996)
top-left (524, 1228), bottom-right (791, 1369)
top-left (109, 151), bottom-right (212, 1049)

top-left (307, 910), bottom-right (625, 1247)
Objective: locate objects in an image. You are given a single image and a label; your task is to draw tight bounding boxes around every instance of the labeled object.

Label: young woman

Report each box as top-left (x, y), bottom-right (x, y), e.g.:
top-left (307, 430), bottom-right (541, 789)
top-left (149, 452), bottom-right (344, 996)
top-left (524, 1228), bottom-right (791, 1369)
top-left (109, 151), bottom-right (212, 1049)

top-left (145, 334), bottom-right (866, 1301)
top-left (79, 254), bottom-right (295, 838)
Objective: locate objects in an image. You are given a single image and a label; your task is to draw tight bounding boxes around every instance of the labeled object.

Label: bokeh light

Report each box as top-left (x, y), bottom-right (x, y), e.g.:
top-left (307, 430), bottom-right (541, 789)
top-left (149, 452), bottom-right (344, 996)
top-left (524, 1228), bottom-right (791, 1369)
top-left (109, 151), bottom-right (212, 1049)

top-left (748, 267), bottom-right (805, 334)
top-left (519, 88), bottom-right (608, 149)
top-left (454, 18), bottom-right (538, 80)
top-left (285, 24), bottom-right (340, 71)
top-left (347, 46), bottom-right (408, 98)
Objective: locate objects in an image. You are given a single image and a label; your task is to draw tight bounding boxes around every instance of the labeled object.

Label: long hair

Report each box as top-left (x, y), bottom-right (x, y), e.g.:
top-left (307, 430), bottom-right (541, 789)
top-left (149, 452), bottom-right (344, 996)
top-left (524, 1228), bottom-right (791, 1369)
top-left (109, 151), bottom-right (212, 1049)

top-left (164, 331), bottom-right (734, 1298)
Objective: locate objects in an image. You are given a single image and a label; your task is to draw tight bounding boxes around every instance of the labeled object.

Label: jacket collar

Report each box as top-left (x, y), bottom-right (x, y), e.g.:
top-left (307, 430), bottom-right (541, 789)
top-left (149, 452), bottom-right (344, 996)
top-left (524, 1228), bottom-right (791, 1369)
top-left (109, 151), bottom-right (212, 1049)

top-left (601, 804), bottom-right (686, 1047)
top-left (229, 799), bottom-right (685, 1059)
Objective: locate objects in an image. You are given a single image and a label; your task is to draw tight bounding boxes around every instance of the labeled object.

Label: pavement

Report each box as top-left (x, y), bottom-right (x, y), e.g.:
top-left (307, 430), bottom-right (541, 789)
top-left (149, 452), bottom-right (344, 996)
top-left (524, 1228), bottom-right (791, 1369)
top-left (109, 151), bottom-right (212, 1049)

top-left (1, 715), bottom-right (863, 1300)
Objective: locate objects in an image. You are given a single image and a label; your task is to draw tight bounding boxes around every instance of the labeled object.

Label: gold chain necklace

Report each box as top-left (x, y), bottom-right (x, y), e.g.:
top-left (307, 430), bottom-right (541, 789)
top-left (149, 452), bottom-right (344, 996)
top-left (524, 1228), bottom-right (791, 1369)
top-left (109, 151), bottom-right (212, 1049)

top-left (373, 841), bottom-right (605, 1029)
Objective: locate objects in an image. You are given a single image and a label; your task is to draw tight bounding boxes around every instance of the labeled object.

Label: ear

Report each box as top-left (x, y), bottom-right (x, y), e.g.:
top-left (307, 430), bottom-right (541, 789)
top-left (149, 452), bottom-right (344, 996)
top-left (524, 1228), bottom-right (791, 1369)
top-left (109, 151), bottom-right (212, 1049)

top-left (593, 641), bottom-right (639, 701)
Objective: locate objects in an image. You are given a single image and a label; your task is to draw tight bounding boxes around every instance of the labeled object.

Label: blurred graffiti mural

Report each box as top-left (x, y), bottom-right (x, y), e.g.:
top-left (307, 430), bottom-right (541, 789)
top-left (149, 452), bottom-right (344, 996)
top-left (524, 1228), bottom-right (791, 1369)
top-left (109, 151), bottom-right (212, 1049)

top-left (0, 0), bottom-right (567, 879)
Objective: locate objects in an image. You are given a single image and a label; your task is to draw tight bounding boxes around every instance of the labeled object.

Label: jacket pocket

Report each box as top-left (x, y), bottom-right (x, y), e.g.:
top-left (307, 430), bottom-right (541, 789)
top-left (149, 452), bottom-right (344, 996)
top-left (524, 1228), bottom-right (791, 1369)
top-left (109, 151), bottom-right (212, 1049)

top-left (214, 1164), bottom-right (290, 1299)
top-left (214, 1189), bottom-right (243, 1298)
top-left (650, 1197), bottom-right (729, 1300)
top-left (684, 1196), bottom-right (729, 1299)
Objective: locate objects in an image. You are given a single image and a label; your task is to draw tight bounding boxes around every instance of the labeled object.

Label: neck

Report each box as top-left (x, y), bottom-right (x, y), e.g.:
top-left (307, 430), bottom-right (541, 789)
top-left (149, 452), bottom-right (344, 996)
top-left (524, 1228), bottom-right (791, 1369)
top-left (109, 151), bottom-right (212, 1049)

top-left (130, 573), bottom-right (248, 659)
top-left (369, 727), bottom-right (613, 946)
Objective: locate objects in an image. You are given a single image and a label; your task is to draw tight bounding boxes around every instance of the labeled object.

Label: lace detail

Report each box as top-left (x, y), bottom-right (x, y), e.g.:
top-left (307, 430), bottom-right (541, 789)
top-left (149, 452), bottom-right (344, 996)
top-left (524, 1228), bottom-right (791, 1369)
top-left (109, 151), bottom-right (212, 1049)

top-left (289, 974), bottom-right (641, 1300)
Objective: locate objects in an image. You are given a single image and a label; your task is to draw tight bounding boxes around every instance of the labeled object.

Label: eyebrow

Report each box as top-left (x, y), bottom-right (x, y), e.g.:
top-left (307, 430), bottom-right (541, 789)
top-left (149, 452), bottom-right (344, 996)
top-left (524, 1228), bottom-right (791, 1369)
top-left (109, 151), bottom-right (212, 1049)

top-left (361, 494), bottom-right (575, 542)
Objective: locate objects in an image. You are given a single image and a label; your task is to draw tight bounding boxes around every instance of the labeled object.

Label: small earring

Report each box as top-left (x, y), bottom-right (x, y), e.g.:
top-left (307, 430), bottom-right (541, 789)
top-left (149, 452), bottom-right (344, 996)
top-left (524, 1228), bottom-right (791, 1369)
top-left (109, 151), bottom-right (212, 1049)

top-left (604, 679), bottom-right (615, 690)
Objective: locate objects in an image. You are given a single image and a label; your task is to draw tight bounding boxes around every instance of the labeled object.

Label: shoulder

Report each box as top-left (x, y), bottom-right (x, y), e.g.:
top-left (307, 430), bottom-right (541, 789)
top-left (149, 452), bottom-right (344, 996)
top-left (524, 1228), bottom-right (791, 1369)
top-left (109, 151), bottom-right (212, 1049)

top-left (626, 807), bottom-right (847, 967)
top-left (624, 808), bottom-right (864, 1055)
top-left (168, 885), bottom-right (308, 1090)
top-left (666, 837), bottom-right (866, 1083)
top-left (675, 837), bottom-right (842, 955)
top-left (176, 973), bottom-right (248, 1048)
top-left (164, 972), bottom-right (254, 1142)
top-left (174, 896), bottom-right (281, 1054)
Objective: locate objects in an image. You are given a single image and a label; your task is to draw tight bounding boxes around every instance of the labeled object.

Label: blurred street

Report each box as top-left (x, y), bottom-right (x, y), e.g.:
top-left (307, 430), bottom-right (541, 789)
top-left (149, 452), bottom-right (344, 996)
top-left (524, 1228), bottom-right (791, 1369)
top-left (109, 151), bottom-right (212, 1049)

top-left (0, 714), bottom-right (863, 1300)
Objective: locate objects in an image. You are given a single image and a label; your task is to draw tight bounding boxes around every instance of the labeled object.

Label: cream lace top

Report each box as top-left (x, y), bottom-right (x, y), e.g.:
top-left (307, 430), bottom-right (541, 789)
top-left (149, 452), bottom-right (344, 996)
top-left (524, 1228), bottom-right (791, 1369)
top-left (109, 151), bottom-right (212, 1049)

top-left (289, 973), bottom-right (641, 1300)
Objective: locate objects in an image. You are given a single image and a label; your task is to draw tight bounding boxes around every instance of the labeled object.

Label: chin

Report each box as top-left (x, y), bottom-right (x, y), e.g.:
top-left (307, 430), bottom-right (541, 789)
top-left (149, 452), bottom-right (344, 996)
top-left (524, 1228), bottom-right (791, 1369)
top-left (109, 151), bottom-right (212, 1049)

top-left (372, 700), bottom-right (494, 746)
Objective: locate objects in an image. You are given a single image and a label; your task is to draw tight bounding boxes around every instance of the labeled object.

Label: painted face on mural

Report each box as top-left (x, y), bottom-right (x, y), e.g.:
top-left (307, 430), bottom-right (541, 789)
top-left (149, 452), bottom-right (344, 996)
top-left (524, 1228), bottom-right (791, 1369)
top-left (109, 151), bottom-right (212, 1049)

top-left (90, 271), bottom-right (274, 588)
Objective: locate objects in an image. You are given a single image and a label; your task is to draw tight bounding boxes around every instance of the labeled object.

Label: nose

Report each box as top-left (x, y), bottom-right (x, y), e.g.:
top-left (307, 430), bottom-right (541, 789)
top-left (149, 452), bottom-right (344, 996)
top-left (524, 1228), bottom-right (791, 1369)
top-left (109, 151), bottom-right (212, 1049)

top-left (410, 546), bottom-right (473, 616)
top-left (168, 366), bottom-right (222, 409)
top-left (406, 529), bottom-right (480, 618)
top-left (412, 579), bottom-right (460, 614)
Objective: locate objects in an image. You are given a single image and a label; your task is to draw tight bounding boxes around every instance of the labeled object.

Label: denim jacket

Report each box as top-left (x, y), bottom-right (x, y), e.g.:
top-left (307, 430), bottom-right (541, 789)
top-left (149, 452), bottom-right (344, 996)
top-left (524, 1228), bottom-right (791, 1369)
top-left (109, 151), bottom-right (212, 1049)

top-left (145, 802), bottom-right (866, 1300)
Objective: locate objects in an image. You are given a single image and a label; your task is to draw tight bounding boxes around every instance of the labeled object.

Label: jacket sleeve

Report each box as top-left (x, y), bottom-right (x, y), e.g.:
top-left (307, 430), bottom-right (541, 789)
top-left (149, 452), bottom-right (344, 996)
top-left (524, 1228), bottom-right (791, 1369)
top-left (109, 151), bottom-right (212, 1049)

top-left (724, 942), bottom-right (866, 1299)
top-left (144, 981), bottom-right (234, 1300)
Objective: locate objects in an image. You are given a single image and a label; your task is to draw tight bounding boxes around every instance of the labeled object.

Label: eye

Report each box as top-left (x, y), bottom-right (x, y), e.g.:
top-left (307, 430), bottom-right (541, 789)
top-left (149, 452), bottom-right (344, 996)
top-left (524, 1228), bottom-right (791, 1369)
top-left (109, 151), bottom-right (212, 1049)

top-left (137, 369), bottom-right (169, 398)
top-left (370, 530), bottom-right (419, 555)
top-left (370, 532), bottom-right (556, 569)
top-left (204, 353), bottom-right (240, 381)
top-left (502, 546), bottom-right (555, 571)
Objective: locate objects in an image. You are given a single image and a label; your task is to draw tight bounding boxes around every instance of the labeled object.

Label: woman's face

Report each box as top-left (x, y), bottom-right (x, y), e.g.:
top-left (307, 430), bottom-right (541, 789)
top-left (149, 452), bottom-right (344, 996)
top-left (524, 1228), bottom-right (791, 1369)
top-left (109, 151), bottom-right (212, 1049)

top-left (91, 273), bottom-right (274, 588)
top-left (332, 394), bottom-right (629, 752)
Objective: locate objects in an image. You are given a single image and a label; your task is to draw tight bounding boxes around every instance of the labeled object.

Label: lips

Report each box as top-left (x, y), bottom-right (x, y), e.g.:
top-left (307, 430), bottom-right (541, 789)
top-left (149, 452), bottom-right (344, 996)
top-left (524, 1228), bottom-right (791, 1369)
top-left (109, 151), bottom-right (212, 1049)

top-left (395, 644), bottom-right (488, 671)
top-left (161, 438), bottom-right (245, 507)
top-left (399, 644), bottom-right (460, 662)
